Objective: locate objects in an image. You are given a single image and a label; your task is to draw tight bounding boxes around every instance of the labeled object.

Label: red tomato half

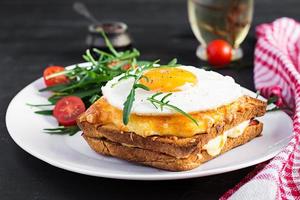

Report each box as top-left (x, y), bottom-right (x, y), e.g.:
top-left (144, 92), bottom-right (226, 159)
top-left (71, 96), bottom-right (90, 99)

top-left (122, 63), bottom-right (132, 70)
top-left (53, 96), bottom-right (86, 126)
top-left (108, 61), bottom-right (132, 70)
top-left (206, 39), bottom-right (232, 67)
top-left (43, 66), bottom-right (69, 87)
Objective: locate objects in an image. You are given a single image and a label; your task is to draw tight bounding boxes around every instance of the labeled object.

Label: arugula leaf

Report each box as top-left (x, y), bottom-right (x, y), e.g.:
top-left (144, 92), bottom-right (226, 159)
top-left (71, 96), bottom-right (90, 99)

top-left (267, 96), bottom-right (278, 105)
top-left (167, 58), bottom-right (177, 66)
top-left (266, 107), bottom-right (281, 112)
top-left (89, 94), bottom-right (101, 104)
top-left (93, 48), bottom-right (114, 57)
top-left (26, 103), bottom-right (53, 107)
top-left (35, 110), bottom-right (53, 115)
top-left (147, 93), bottom-right (199, 126)
top-left (100, 30), bottom-right (120, 57)
top-left (39, 83), bottom-right (70, 92)
top-left (44, 126), bottom-right (80, 136)
top-left (122, 89), bottom-right (135, 125)
top-left (255, 91), bottom-right (260, 99)
top-left (134, 84), bottom-right (150, 91)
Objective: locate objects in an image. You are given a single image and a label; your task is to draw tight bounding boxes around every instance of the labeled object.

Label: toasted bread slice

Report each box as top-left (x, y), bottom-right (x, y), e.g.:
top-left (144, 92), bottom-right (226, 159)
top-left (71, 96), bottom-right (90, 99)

top-left (78, 96), bottom-right (266, 158)
top-left (82, 122), bottom-right (263, 171)
top-left (78, 96), bottom-right (266, 138)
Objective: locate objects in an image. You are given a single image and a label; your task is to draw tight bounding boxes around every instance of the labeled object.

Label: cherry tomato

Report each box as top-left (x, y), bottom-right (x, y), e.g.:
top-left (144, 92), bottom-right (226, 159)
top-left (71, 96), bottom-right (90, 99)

top-left (43, 66), bottom-right (69, 87)
top-left (122, 63), bottom-right (132, 70)
top-left (206, 39), bottom-right (232, 67)
top-left (108, 61), bottom-right (132, 70)
top-left (53, 96), bottom-right (86, 126)
top-left (107, 61), bottom-right (119, 68)
top-left (249, 119), bottom-right (259, 126)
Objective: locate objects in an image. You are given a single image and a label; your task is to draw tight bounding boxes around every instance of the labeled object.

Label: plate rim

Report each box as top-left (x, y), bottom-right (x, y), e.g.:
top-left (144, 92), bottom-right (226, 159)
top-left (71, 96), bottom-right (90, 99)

top-left (5, 65), bottom-right (293, 180)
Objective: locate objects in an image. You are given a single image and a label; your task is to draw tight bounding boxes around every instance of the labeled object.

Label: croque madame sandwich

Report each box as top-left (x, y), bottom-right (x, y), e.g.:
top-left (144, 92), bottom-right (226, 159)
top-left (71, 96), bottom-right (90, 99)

top-left (77, 65), bottom-right (267, 171)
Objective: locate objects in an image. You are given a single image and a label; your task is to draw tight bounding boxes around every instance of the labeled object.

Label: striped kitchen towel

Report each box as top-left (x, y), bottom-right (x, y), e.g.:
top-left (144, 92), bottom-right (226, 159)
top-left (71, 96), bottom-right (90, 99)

top-left (221, 17), bottom-right (300, 200)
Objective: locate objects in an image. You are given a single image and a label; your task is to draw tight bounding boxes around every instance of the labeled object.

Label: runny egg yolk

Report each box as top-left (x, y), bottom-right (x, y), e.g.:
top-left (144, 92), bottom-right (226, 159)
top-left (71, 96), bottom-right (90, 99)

top-left (139, 68), bottom-right (197, 92)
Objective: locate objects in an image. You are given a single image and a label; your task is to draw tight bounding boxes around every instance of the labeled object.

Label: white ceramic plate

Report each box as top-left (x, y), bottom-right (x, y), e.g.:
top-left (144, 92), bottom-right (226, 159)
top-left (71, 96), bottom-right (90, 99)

top-left (6, 66), bottom-right (293, 180)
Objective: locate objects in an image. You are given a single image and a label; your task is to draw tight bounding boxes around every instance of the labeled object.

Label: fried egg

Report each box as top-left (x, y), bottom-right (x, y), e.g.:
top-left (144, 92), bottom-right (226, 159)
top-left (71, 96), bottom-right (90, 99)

top-left (101, 65), bottom-right (243, 115)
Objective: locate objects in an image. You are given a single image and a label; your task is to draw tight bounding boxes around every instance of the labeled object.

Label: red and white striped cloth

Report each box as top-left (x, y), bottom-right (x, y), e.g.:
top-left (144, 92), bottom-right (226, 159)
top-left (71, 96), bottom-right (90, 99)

top-left (221, 18), bottom-right (300, 200)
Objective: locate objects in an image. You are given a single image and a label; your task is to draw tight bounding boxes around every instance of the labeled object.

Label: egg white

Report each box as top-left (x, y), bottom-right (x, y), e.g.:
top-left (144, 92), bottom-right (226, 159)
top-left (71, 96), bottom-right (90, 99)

top-left (101, 65), bottom-right (243, 115)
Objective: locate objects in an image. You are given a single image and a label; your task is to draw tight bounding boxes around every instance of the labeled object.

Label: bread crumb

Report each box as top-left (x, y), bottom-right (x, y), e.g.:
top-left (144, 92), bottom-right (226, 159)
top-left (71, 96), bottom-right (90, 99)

top-left (189, 139), bottom-right (196, 143)
top-left (171, 136), bottom-right (178, 140)
top-left (86, 114), bottom-right (95, 123)
top-left (196, 153), bottom-right (203, 160)
top-left (130, 133), bottom-right (134, 141)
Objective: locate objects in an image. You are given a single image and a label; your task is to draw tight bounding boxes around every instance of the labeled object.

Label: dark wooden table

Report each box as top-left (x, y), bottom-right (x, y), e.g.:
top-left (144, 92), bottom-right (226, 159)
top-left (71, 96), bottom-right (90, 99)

top-left (1, 0), bottom-right (299, 199)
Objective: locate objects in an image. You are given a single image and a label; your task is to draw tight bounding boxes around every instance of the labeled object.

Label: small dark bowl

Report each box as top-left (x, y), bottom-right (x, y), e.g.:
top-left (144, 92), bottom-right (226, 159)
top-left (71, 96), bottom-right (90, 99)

top-left (86, 21), bottom-right (132, 49)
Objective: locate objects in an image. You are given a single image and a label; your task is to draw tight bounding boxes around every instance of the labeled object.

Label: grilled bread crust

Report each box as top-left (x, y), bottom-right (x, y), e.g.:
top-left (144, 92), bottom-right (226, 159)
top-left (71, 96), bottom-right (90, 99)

top-left (82, 122), bottom-right (263, 171)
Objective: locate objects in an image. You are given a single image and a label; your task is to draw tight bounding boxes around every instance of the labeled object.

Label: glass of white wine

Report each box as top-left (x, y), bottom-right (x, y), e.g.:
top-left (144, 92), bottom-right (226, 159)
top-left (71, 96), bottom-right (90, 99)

top-left (188, 0), bottom-right (253, 60)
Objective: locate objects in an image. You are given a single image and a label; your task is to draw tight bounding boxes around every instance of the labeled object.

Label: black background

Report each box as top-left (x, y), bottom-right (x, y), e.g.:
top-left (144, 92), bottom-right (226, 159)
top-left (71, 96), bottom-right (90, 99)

top-left (1, 0), bottom-right (299, 199)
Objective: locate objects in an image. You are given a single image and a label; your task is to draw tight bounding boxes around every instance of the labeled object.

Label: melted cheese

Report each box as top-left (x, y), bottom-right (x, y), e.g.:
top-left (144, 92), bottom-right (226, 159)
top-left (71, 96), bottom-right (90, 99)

top-left (81, 97), bottom-right (245, 137)
top-left (226, 120), bottom-right (250, 138)
top-left (203, 134), bottom-right (227, 157)
top-left (203, 120), bottom-right (250, 156)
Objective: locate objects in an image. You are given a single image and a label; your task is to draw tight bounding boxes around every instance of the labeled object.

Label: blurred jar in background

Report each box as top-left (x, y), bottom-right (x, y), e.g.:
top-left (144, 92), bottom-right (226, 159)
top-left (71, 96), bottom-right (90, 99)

top-left (86, 21), bottom-right (132, 51)
top-left (188, 0), bottom-right (253, 60)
